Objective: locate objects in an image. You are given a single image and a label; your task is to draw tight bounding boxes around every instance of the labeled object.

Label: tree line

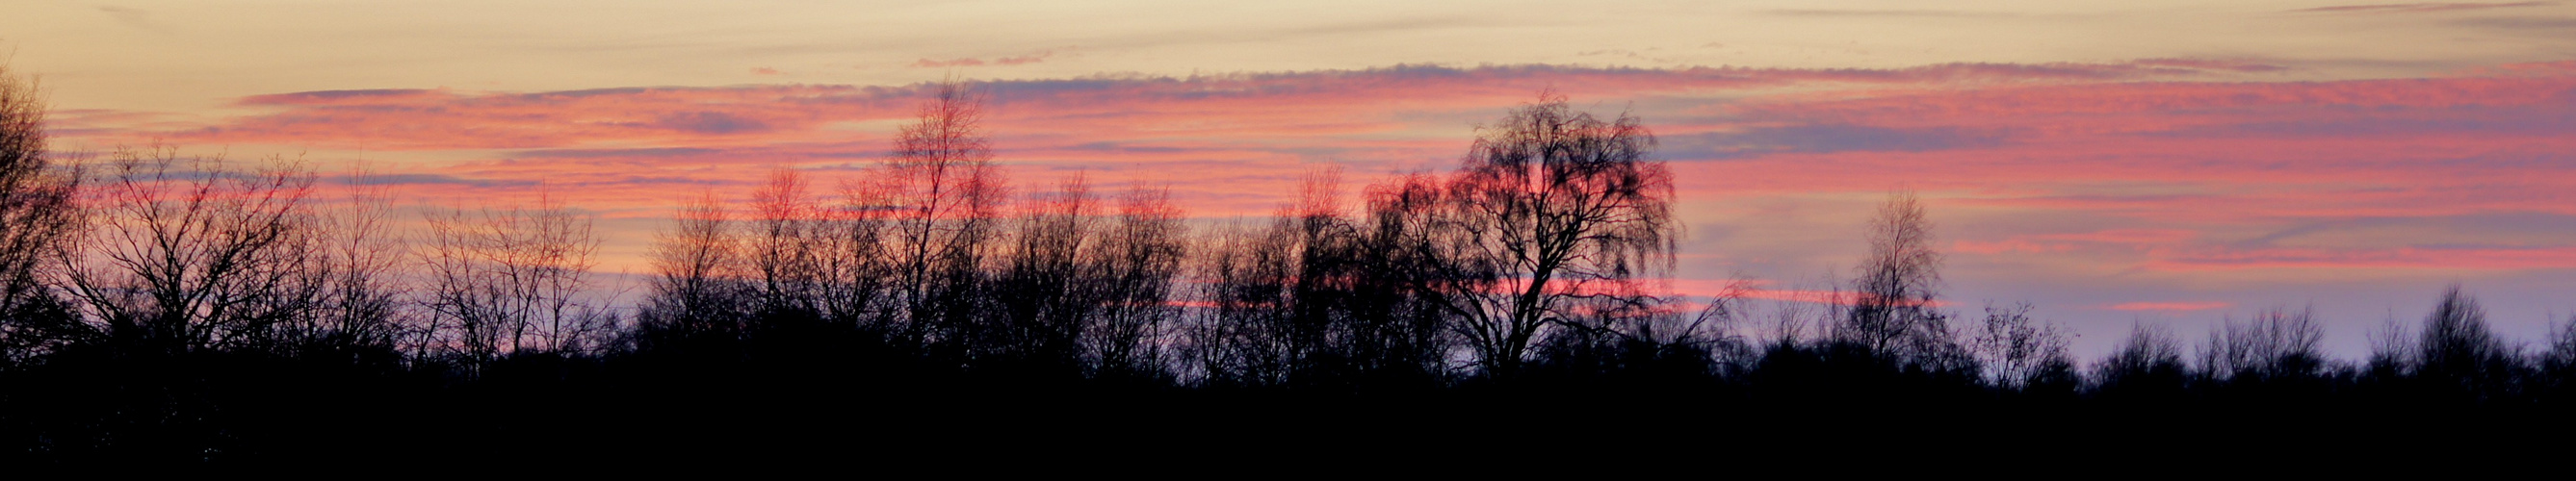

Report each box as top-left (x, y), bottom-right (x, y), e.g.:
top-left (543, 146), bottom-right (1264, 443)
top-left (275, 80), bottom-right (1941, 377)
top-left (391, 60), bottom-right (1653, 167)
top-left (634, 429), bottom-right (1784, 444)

top-left (5, 67), bottom-right (2575, 465)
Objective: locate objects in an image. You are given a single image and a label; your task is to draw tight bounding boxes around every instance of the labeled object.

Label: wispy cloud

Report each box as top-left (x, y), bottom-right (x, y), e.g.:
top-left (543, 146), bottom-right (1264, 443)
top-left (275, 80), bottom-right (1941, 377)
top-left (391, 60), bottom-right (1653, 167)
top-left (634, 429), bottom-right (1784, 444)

top-left (2454, 15), bottom-right (2576, 29)
top-left (912, 49), bottom-right (1061, 68)
top-left (54, 60), bottom-right (2576, 280)
top-left (1762, 9), bottom-right (2016, 18)
top-left (94, 6), bottom-right (166, 32)
top-left (2288, 2), bottom-right (2554, 13)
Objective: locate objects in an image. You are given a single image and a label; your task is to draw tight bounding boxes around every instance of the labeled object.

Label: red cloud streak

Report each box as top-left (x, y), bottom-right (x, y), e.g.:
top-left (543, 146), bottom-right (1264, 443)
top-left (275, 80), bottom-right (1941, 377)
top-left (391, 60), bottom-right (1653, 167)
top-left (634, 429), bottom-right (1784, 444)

top-left (51, 60), bottom-right (2576, 279)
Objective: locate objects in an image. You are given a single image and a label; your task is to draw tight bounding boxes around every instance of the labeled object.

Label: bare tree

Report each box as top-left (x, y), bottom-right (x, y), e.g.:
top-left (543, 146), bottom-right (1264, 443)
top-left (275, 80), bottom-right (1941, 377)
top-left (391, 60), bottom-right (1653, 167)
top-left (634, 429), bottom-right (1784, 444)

top-left (1349, 172), bottom-right (1465, 383)
top-left (1756, 273), bottom-right (1843, 348)
top-left (984, 175), bottom-right (1104, 371)
top-left (637, 191), bottom-right (750, 347)
top-left (816, 173), bottom-right (894, 329)
top-left (53, 147), bottom-right (324, 354)
top-left (280, 167), bottom-right (415, 362)
top-left (2416, 285), bottom-right (2518, 399)
top-left (876, 80), bottom-right (1006, 352)
top-left (1429, 90), bottom-right (1677, 377)
top-left (421, 195), bottom-right (616, 372)
top-left (2198, 306), bottom-right (2327, 382)
top-left (0, 60), bottom-right (83, 365)
top-left (1180, 219), bottom-right (1273, 387)
top-left (2365, 315), bottom-right (2416, 378)
top-left (1841, 190), bottom-right (1960, 366)
top-left (1968, 301), bottom-right (2073, 390)
top-left (2544, 313), bottom-right (2576, 396)
top-left (1185, 168), bottom-right (1464, 388)
top-left (747, 168), bottom-right (827, 317)
top-left (1185, 172), bottom-right (1353, 388)
top-left (2093, 321), bottom-right (2187, 393)
top-left (1085, 185), bottom-right (1187, 379)
top-left (1684, 280), bottom-right (1760, 371)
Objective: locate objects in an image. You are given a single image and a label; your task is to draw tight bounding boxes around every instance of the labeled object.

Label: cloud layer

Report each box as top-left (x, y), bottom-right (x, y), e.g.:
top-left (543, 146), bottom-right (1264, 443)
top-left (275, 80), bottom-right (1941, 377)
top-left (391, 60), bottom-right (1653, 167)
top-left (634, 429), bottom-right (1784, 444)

top-left (54, 60), bottom-right (2576, 342)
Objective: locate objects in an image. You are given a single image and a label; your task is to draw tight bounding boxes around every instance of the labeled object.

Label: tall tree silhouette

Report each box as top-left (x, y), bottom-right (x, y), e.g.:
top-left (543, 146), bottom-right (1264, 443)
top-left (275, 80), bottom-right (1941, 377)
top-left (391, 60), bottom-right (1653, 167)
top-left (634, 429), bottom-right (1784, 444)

top-left (1086, 185), bottom-right (1187, 380)
top-left (0, 62), bottom-right (82, 367)
top-left (875, 80), bottom-right (1005, 356)
top-left (746, 168), bottom-right (836, 320)
top-left (1346, 173), bottom-right (1465, 385)
top-left (1840, 190), bottom-right (1962, 367)
top-left (1188, 171), bottom-right (1357, 388)
top-left (1429, 91), bottom-right (1676, 377)
top-left (277, 168), bottom-right (414, 362)
top-left (983, 176), bottom-right (1104, 374)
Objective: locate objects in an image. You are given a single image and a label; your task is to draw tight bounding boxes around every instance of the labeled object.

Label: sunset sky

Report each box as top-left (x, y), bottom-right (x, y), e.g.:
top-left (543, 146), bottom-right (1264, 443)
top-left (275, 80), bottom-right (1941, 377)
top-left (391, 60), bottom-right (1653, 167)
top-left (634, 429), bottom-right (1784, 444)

top-left (6, 0), bottom-right (2574, 356)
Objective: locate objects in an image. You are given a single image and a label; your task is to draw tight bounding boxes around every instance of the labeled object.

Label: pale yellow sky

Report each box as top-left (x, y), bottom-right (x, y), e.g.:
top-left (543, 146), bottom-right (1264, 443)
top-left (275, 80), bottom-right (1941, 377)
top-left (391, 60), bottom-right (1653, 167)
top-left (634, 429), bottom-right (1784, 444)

top-left (7, 0), bottom-right (2571, 114)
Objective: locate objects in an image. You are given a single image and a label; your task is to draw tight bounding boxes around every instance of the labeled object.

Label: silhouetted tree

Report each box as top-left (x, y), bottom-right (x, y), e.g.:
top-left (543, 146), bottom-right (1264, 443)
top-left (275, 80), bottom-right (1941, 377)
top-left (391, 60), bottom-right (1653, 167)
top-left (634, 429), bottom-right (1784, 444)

top-left (1840, 190), bottom-right (1962, 367)
top-left (1083, 186), bottom-right (1187, 380)
top-left (1345, 173), bottom-right (1466, 385)
top-left (1184, 169), bottom-right (1467, 389)
top-left (1534, 288), bottom-right (1744, 387)
top-left (0, 61), bottom-right (82, 367)
top-left (2541, 313), bottom-right (2576, 401)
top-left (1186, 171), bottom-right (1358, 388)
top-left (52, 148), bottom-right (325, 355)
top-left (2415, 285), bottom-right (2520, 402)
top-left (2364, 316), bottom-right (2416, 381)
top-left (276, 168), bottom-right (414, 364)
top-left (982, 176), bottom-right (1105, 375)
top-left (2093, 321), bottom-right (2188, 396)
top-left (24, 63), bottom-right (2576, 465)
top-left (797, 167), bottom-right (895, 329)
top-left (1969, 301), bottom-right (2073, 391)
top-left (1428, 91), bottom-right (1676, 377)
top-left (421, 195), bottom-right (618, 374)
top-left (2198, 306), bottom-right (2327, 384)
top-left (746, 168), bottom-right (836, 320)
top-left (637, 191), bottom-right (751, 349)
top-left (876, 80), bottom-right (1005, 356)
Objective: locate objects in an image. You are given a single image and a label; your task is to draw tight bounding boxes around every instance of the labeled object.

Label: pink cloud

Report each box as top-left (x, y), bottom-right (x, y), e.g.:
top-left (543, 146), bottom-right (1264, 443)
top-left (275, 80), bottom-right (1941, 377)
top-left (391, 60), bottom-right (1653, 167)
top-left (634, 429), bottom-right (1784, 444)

top-left (912, 58), bottom-right (985, 67)
top-left (995, 51), bottom-right (1054, 65)
top-left (2147, 245), bottom-right (2576, 271)
top-left (1957, 229), bottom-right (2203, 254)
top-left (48, 60), bottom-right (2576, 280)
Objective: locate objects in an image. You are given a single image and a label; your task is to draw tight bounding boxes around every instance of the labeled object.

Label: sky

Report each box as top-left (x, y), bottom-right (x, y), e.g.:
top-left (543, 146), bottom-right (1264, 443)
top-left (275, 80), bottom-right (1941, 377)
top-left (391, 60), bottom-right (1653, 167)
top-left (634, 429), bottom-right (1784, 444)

top-left (6, 0), bottom-right (2575, 357)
